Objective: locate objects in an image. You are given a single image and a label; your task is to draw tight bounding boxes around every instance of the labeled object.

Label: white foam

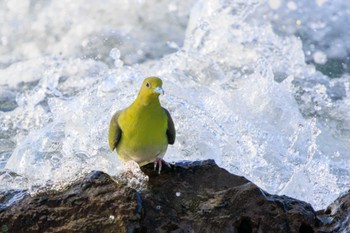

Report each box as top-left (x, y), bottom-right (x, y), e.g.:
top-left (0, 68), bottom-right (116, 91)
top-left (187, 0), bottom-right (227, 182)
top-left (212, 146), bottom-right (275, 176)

top-left (0, 0), bottom-right (349, 211)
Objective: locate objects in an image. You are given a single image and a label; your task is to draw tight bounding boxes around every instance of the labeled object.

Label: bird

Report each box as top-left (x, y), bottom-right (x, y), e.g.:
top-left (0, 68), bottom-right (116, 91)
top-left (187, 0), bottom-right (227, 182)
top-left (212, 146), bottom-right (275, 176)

top-left (108, 77), bottom-right (175, 173)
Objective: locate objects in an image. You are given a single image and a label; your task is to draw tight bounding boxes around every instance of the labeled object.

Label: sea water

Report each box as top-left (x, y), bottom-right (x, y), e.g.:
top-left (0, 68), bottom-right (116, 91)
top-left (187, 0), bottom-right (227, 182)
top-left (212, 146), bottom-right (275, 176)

top-left (0, 0), bottom-right (349, 211)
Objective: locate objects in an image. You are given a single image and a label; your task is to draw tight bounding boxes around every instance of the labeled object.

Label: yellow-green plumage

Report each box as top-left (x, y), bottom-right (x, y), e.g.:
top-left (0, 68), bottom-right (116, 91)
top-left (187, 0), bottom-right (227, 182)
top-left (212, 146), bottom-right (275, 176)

top-left (108, 77), bottom-right (175, 167)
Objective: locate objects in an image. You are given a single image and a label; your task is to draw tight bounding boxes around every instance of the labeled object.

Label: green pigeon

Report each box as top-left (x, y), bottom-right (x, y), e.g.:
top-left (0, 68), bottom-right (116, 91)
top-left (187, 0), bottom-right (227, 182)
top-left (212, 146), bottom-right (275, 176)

top-left (108, 77), bottom-right (176, 173)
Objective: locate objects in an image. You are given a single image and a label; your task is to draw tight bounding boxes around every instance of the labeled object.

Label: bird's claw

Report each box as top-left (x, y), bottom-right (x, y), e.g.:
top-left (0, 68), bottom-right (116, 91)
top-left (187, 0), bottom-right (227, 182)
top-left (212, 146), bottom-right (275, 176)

top-left (154, 159), bottom-right (171, 174)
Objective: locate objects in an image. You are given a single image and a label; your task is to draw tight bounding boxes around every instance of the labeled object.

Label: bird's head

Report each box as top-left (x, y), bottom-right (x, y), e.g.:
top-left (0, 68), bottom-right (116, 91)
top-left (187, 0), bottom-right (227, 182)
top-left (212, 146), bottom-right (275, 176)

top-left (137, 77), bottom-right (164, 105)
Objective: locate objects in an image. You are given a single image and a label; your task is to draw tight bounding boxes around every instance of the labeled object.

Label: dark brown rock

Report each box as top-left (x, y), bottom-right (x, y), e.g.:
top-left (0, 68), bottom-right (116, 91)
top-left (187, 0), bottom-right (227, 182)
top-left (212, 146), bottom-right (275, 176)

top-left (0, 171), bottom-right (142, 233)
top-left (316, 190), bottom-right (350, 233)
top-left (140, 160), bottom-right (319, 233)
top-left (0, 159), bottom-right (346, 233)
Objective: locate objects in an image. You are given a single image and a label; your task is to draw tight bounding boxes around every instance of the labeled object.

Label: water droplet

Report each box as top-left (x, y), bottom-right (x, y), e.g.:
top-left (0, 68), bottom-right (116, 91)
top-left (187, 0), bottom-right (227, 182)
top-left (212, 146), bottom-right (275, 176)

top-left (287, 1), bottom-right (297, 10)
top-left (313, 51), bottom-right (327, 64)
top-left (109, 48), bottom-right (121, 60)
top-left (268, 0), bottom-right (281, 10)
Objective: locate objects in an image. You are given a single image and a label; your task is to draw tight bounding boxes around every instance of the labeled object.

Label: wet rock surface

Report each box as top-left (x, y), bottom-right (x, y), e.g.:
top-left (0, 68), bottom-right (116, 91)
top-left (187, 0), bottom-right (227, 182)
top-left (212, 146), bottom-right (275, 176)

top-left (139, 160), bottom-right (319, 233)
top-left (0, 160), bottom-right (348, 232)
top-left (0, 172), bottom-right (141, 233)
top-left (317, 190), bottom-right (350, 233)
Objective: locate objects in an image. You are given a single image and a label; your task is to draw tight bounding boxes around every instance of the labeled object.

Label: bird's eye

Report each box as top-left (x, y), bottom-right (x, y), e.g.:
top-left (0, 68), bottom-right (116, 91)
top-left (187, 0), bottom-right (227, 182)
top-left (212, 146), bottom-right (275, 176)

top-left (146, 82), bottom-right (150, 88)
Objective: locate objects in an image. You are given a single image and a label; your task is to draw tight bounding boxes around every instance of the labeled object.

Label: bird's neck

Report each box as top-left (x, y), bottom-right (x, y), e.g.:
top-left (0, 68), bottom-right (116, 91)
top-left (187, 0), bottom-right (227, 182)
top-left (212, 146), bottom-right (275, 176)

top-left (134, 95), bottom-right (161, 108)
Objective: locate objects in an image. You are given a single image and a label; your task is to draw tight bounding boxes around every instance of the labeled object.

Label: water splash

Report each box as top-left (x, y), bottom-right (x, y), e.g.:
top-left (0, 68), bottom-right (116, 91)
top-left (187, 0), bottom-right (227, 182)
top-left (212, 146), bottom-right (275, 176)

top-left (0, 0), bottom-right (349, 211)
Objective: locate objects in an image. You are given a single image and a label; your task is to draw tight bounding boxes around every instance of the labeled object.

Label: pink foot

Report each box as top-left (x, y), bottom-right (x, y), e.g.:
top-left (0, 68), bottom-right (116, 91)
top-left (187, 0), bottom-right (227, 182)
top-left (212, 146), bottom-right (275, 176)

top-left (154, 158), bottom-right (171, 174)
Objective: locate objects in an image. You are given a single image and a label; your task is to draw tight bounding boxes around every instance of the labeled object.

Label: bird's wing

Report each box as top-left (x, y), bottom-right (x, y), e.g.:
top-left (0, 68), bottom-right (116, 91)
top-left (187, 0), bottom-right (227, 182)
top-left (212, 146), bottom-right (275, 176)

top-left (108, 110), bottom-right (122, 151)
top-left (163, 108), bottom-right (176, 145)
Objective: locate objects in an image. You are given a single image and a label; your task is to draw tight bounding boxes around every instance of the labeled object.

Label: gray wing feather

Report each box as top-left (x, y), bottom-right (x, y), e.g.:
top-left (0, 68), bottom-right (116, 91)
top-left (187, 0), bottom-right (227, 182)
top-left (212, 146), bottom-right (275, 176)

top-left (163, 108), bottom-right (176, 145)
top-left (108, 110), bottom-right (122, 151)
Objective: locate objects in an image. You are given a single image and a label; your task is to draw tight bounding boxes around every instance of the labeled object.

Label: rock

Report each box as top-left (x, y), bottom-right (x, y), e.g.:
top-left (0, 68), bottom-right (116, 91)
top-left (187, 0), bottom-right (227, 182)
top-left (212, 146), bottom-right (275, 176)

top-left (0, 171), bottom-right (142, 233)
top-left (140, 160), bottom-right (319, 233)
top-left (316, 190), bottom-right (350, 233)
top-left (0, 159), bottom-right (347, 232)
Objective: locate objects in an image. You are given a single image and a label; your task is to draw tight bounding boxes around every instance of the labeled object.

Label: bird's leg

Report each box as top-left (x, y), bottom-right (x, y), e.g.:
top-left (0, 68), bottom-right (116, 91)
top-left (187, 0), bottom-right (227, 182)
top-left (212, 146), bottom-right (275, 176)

top-left (154, 158), bottom-right (171, 174)
top-left (154, 159), bottom-right (161, 174)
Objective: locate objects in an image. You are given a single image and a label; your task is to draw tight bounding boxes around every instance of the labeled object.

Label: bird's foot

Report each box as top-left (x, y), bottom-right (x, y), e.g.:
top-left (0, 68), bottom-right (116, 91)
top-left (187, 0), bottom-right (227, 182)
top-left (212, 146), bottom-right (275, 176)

top-left (154, 158), bottom-right (171, 174)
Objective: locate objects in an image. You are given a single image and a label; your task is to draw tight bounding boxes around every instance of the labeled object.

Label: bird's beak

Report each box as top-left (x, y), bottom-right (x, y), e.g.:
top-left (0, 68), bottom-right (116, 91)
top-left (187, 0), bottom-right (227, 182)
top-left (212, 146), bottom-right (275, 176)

top-left (153, 86), bottom-right (164, 95)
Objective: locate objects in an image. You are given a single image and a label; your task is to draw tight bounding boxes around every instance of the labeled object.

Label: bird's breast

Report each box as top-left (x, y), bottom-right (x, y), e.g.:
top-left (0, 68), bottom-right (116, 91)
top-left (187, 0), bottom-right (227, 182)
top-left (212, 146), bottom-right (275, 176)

top-left (119, 106), bottom-right (168, 147)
